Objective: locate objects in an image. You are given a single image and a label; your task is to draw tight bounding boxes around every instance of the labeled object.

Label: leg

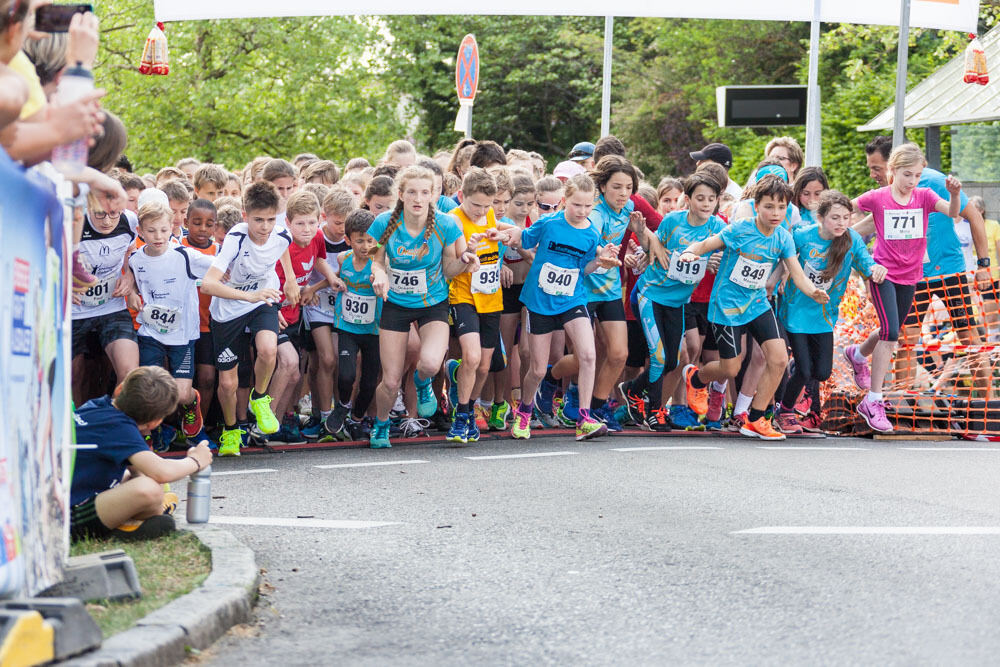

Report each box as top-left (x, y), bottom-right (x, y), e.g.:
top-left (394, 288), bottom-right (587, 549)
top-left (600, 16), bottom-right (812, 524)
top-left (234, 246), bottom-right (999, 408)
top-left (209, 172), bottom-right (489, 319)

top-left (310, 326), bottom-right (336, 413)
top-left (217, 368), bottom-right (239, 426)
top-left (375, 329), bottom-right (410, 420)
top-left (563, 317), bottom-right (598, 411)
top-left (252, 330), bottom-right (279, 395)
top-left (105, 338), bottom-right (139, 385)
top-left (93, 476), bottom-right (166, 528)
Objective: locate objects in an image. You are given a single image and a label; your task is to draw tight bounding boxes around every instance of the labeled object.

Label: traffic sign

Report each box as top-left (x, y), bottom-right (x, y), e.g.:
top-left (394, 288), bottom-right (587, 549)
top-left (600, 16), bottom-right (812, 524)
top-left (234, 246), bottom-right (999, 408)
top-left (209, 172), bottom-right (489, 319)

top-left (456, 34), bottom-right (479, 103)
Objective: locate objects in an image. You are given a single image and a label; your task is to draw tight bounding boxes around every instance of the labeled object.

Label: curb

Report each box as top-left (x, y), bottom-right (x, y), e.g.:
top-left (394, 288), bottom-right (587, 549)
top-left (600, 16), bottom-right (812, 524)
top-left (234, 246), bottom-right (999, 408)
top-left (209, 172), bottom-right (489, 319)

top-left (63, 524), bottom-right (259, 667)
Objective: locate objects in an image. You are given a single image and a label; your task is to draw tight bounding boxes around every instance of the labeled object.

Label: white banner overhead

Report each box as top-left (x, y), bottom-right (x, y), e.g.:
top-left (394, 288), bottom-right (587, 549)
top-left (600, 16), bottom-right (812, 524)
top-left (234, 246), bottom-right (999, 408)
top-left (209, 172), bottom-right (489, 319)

top-left (154, 0), bottom-right (981, 33)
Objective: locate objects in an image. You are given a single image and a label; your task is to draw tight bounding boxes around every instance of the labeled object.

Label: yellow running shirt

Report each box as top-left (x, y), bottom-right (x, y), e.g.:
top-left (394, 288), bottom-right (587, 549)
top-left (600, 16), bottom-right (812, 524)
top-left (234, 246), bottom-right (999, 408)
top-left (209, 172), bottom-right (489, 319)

top-left (449, 206), bottom-right (503, 312)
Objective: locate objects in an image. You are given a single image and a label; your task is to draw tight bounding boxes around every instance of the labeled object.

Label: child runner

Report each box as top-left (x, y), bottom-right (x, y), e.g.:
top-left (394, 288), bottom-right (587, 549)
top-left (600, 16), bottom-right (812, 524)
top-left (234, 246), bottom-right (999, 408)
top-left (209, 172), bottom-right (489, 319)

top-left (790, 167), bottom-right (828, 226)
top-left (200, 182), bottom-right (300, 456)
top-left (775, 190), bottom-right (886, 433)
top-left (367, 165), bottom-right (477, 449)
top-left (499, 173), bottom-right (621, 441)
top-left (678, 175), bottom-right (830, 441)
top-left (845, 143), bottom-right (962, 433)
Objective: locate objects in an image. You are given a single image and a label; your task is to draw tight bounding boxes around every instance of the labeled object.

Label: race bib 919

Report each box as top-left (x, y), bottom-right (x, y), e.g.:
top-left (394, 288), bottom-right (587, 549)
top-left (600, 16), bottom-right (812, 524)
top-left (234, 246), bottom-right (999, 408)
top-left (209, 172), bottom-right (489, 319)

top-left (667, 251), bottom-right (706, 285)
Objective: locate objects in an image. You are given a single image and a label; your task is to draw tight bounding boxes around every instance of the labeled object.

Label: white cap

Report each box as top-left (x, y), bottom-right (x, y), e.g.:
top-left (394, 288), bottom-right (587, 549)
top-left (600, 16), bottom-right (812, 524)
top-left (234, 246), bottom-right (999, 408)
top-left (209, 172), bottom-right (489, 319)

top-left (137, 188), bottom-right (169, 209)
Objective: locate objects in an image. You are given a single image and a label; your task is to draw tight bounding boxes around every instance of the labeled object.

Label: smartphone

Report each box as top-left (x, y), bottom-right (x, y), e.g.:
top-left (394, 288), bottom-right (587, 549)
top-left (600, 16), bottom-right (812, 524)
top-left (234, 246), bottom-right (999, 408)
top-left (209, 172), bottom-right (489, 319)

top-left (35, 4), bottom-right (94, 33)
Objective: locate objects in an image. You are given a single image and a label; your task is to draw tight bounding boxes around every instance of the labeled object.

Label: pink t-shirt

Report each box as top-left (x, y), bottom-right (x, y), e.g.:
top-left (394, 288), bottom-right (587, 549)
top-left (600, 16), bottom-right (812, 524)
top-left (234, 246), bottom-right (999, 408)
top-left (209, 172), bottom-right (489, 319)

top-left (857, 186), bottom-right (941, 285)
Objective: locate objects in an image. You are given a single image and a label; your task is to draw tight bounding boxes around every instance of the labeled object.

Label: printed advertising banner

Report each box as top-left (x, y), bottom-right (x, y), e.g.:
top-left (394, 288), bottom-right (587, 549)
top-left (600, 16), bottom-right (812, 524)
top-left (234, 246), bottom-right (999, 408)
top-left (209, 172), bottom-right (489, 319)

top-left (154, 0), bottom-right (981, 33)
top-left (0, 153), bottom-right (71, 597)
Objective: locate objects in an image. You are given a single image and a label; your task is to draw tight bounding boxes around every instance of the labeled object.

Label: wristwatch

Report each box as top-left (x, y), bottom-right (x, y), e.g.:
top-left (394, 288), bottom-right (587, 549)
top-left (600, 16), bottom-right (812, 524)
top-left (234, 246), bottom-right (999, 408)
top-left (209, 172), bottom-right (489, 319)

top-left (977, 257), bottom-right (991, 268)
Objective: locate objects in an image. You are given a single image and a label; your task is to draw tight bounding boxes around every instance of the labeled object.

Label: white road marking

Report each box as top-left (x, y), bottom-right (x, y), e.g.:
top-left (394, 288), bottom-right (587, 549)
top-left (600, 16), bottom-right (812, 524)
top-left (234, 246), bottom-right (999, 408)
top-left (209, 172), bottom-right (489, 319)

top-left (611, 446), bottom-right (723, 451)
top-left (314, 460), bottom-right (428, 469)
top-left (734, 526), bottom-right (1000, 535)
top-left (464, 452), bottom-right (578, 460)
top-left (756, 446), bottom-right (869, 451)
top-left (209, 516), bottom-right (399, 529)
top-left (211, 468), bottom-right (278, 476)
top-left (900, 447), bottom-right (1000, 451)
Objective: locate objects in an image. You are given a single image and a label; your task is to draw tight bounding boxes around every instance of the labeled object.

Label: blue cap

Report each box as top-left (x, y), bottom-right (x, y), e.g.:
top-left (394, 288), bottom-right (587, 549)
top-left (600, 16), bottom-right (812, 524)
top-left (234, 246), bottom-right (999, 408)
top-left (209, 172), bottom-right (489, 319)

top-left (756, 164), bottom-right (789, 183)
top-left (569, 142), bottom-right (595, 161)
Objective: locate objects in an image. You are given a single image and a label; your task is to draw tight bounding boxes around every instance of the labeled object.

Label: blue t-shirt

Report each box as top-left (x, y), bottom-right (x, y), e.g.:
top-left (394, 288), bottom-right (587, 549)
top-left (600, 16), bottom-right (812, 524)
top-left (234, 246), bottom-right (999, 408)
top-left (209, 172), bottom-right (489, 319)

top-left (583, 196), bottom-right (634, 302)
top-left (335, 250), bottom-right (382, 335)
top-left (71, 396), bottom-right (149, 506)
top-left (519, 211), bottom-right (601, 316)
top-left (921, 167), bottom-right (969, 279)
top-left (709, 218), bottom-right (795, 326)
top-left (779, 225), bottom-right (876, 334)
top-left (367, 210), bottom-right (462, 308)
top-left (437, 195), bottom-right (458, 213)
top-left (799, 208), bottom-right (817, 226)
top-left (640, 210), bottom-right (727, 307)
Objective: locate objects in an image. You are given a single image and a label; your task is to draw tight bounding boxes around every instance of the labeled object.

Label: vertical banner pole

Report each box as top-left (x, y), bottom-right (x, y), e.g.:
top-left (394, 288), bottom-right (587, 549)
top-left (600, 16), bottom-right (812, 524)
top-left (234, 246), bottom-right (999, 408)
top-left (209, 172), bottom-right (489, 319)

top-left (893, 0), bottom-right (912, 147)
top-left (805, 0), bottom-right (822, 166)
top-left (601, 16), bottom-right (613, 137)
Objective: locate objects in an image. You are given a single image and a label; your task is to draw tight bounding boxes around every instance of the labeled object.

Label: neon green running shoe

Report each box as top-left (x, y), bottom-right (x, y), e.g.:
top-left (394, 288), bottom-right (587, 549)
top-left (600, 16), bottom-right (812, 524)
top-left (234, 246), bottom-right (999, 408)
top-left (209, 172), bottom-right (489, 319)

top-left (575, 415), bottom-right (608, 441)
top-left (511, 405), bottom-right (531, 440)
top-left (249, 392), bottom-right (279, 434)
top-left (488, 401), bottom-right (510, 431)
top-left (219, 427), bottom-right (243, 457)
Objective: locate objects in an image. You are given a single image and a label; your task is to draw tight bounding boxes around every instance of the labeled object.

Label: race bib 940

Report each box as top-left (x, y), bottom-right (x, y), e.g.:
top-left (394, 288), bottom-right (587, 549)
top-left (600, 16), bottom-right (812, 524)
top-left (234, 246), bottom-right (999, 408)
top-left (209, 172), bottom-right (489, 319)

top-left (539, 262), bottom-right (579, 297)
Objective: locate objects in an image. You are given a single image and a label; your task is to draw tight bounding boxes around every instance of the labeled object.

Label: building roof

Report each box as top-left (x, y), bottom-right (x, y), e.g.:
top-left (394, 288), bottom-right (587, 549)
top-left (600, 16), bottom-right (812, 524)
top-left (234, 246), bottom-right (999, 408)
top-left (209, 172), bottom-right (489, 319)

top-left (858, 26), bottom-right (1000, 131)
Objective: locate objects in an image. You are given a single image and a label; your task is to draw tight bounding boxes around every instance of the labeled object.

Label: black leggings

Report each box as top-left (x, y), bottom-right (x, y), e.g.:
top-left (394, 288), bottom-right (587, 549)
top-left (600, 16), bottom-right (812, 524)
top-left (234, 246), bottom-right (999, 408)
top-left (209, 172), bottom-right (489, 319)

top-left (781, 331), bottom-right (833, 410)
top-left (336, 329), bottom-right (381, 418)
top-left (635, 302), bottom-right (686, 409)
top-left (870, 279), bottom-right (916, 343)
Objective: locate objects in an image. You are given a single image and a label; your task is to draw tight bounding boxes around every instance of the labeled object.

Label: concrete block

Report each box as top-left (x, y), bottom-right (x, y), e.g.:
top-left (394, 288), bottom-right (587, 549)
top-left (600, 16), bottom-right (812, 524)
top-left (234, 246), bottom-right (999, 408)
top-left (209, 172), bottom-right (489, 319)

top-left (1, 598), bottom-right (102, 661)
top-left (64, 624), bottom-right (187, 667)
top-left (137, 586), bottom-right (251, 650)
top-left (41, 550), bottom-right (142, 602)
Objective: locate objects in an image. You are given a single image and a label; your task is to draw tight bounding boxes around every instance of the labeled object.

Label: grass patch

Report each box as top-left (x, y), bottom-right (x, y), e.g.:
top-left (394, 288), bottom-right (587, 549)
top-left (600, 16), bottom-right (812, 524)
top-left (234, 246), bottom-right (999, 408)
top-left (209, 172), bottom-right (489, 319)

top-left (70, 530), bottom-right (211, 638)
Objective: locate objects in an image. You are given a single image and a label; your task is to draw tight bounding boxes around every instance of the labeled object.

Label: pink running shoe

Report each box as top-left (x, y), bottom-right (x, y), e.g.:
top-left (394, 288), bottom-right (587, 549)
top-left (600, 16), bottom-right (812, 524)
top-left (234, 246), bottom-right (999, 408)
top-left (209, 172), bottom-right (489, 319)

top-left (844, 345), bottom-right (871, 391)
top-left (857, 397), bottom-right (892, 432)
top-left (775, 410), bottom-right (804, 434)
top-left (706, 386), bottom-right (726, 423)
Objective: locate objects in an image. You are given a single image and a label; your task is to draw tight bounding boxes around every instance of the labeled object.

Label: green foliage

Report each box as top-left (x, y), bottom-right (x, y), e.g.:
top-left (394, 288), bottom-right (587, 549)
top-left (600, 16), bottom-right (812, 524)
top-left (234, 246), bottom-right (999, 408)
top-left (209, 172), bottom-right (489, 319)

top-left (94, 1), bottom-right (405, 172)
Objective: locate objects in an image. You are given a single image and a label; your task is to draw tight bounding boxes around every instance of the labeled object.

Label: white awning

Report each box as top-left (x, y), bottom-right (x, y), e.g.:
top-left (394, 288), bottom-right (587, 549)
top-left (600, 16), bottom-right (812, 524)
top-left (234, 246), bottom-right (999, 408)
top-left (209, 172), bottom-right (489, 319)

top-left (859, 26), bottom-right (1000, 131)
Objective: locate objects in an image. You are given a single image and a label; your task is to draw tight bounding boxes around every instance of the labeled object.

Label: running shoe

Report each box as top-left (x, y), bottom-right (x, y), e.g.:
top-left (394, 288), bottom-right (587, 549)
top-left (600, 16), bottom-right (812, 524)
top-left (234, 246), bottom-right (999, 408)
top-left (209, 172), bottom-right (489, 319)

top-left (536, 375), bottom-right (558, 414)
top-left (740, 416), bottom-right (786, 441)
top-left (775, 410), bottom-right (804, 435)
top-left (400, 417), bottom-right (430, 438)
top-left (161, 490), bottom-right (179, 516)
top-left (799, 411), bottom-right (825, 434)
top-left (683, 364), bottom-right (708, 416)
top-left (706, 385), bottom-right (726, 425)
top-left (370, 418), bottom-right (391, 448)
top-left (669, 404), bottom-right (704, 431)
top-left (413, 370), bottom-right (438, 417)
top-left (446, 359), bottom-right (461, 412)
top-left (281, 414), bottom-right (304, 442)
top-left (645, 408), bottom-right (672, 432)
top-left (296, 393), bottom-right (313, 418)
top-left (561, 384), bottom-right (580, 422)
top-left (857, 397), bottom-right (893, 432)
top-left (474, 403), bottom-right (490, 431)
top-left (794, 387), bottom-right (812, 417)
top-left (576, 415), bottom-right (608, 441)
top-left (428, 409), bottom-right (452, 433)
top-left (554, 405), bottom-right (576, 428)
top-left (535, 406), bottom-right (561, 428)
top-left (488, 401), bottom-right (510, 431)
top-left (181, 391), bottom-right (203, 438)
top-left (248, 392), bottom-right (280, 434)
top-left (110, 514), bottom-right (176, 541)
top-left (618, 381), bottom-right (647, 425)
top-left (324, 404), bottom-right (350, 437)
top-left (466, 416), bottom-right (481, 443)
top-left (300, 416), bottom-right (326, 441)
top-left (146, 424), bottom-right (173, 453)
top-left (391, 391), bottom-right (407, 418)
top-left (844, 344), bottom-right (871, 391)
top-left (345, 415), bottom-right (370, 441)
top-left (594, 404), bottom-right (623, 432)
top-left (219, 427), bottom-right (243, 457)
top-left (613, 404), bottom-right (632, 427)
top-left (447, 411), bottom-right (470, 443)
top-left (511, 406), bottom-right (532, 440)
top-left (728, 411), bottom-right (748, 433)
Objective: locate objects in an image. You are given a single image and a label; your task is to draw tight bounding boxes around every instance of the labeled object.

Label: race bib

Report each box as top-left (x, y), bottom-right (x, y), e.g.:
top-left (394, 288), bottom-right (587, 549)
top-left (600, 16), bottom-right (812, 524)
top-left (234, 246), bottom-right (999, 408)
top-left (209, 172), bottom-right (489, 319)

top-left (340, 292), bottom-right (376, 325)
top-left (389, 268), bottom-right (427, 295)
top-left (78, 274), bottom-right (117, 307)
top-left (884, 208), bottom-right (923, 241)
top-left (729, 255), bottom-right (771, 290)
top-left (803, 261), bottom-right (832, 290)
top-left (141, 303), bottom-right (181, 335)
top-left (316, 287), bottom-right (337, 318)
top-left (471, 264), bottom-right (501, 294)
top-left (667, 251), bottom-right (707, 285)
top-left (228, 277), bottom-right (262, 294)
top-left (539, 262), bottom-right (579, 297)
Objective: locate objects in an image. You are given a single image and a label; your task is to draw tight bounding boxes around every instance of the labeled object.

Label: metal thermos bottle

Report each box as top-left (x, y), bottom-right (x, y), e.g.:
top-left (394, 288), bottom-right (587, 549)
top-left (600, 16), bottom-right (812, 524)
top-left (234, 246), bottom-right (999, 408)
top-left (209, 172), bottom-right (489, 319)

top-left (186, 465), bottom-right (211, 524)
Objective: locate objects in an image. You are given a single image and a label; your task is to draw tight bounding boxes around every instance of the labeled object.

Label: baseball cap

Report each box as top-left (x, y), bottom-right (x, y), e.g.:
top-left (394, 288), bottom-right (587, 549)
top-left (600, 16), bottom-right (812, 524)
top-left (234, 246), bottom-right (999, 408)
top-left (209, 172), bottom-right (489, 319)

top-left (137, 188), bottom-right (170, 209)
top-left (568, 141), bottom-right (595, 162)
top-left (689, 143), bottom-right (733, 170)
top-left (553, 160), bottom-right (586, 181)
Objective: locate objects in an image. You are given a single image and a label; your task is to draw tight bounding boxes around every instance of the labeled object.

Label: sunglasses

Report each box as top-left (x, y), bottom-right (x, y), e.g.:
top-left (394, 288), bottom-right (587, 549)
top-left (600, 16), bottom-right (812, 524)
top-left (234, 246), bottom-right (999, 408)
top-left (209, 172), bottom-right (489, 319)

top-left (537, 202), bottom-right (559, 212)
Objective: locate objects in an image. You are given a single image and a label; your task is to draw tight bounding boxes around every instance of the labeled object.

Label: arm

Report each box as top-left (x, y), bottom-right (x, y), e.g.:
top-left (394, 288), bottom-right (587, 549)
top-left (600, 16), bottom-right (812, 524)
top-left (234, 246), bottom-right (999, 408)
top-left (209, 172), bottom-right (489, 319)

top-left (314, 257), bottom-right (345, 293)
top-left (370, 245), bottom-right (389, 299)
top-left (1, 91), bottom-right (107, 166)
top-left (933, 175), bottom-right (963, 220)
top-left (851, 214), bottom-right (875, 237)
top-left (958, 196), bottom-right (991, 290)
top-left (585, 244), bottom-right (622, 275)
top-left (279, 249), bottom-right (300, 305)
top-left (127, 441), bottom-right (213, 485)
top-left (782, 256), bottom-right (830, 304)
top-left (443, 237), bottom-right (479, 279)
top-left (678, 235), bottom-right (725, 262)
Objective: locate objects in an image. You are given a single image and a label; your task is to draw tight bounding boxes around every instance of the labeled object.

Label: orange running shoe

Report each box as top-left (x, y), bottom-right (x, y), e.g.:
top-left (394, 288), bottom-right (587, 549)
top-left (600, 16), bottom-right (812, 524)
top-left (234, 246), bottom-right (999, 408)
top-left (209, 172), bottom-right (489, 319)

top-left (739, 416), bottom-right (786, 441)
top-left (683, 364), bottom-right (708, 416)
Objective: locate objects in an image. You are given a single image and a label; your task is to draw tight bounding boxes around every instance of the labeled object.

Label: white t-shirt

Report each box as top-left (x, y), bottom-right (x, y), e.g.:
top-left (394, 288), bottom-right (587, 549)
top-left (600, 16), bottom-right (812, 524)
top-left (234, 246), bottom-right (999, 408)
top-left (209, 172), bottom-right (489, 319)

top-left (725, 178), bottom-right (743, 200)
top-left (129, 245), bottom-right (214, 345)
top-left (209, 223), bottom-right (292, 323)
top-left (303, 228), bottom-right (349, 325)
top-left (955, 219), bottom-right (976, 272)
top-left (73, 212), bottom-right (137, 320)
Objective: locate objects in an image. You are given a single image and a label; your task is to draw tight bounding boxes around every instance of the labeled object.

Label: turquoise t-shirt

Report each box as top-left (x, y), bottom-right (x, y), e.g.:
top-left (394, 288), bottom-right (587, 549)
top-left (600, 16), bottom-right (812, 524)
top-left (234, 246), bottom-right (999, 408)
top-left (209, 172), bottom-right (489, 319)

top-left (334, 250), bottom-right (383, 335)
top-left (709, 218), bottom-right (795, 326)
top-left (920, 167), bottom-right (969, 279)
top-left (639, 210), bottom-right (727, 308)
top-left (779, 225), bottom-right (875, 334)
top-left (437, 195), bottom-right (458, 213)
top-left (519, 211), bottom-right (600, 316)
top-left (367, 210), bottom-right (462, 308)
top-left (583, 195), bottom-right (634, 302)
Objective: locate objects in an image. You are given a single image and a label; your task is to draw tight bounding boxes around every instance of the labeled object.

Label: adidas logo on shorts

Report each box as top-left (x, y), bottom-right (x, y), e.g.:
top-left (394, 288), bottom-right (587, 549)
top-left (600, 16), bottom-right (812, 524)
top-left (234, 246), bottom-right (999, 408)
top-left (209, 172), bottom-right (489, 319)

top-left (217, 348), bottom-right (237, 364)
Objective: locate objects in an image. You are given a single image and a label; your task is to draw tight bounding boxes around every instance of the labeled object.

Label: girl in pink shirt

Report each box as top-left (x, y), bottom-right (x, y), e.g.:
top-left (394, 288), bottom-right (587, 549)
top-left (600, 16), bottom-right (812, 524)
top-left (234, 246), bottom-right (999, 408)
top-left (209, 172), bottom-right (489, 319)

top-left (844, 144), bottom-right (962, 433)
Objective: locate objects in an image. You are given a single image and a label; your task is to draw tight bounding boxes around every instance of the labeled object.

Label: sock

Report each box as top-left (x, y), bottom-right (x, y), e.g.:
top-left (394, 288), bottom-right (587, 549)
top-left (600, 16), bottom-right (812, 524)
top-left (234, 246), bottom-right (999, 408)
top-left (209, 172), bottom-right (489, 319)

top-left (461, 401), bottom-right (474, 413)
top-left (590, 397), bottom-right (603, 411)
top-left (224, 422), bottom-right (237, 431)
top-left (544, 366), bottom-right (557, 384)
top-left (520, 400), bottom-right (534, 414)
top-left (494, 401), bottom-right (506, 408)
top-left (711, 380), bottom-right (728, 393)
top-left (320, 409), bottom-right (331, 420)
top-left (749, 407), bottom-right (765, 422)
top-left (734, 392), bottom-right (753, 416)
top-left (689, 370), bottom-right (707, 389)
top-left (852, 346), bottom-right (866, 364)
top-left (867, 391), bottom-right (883, 403)
top-left (578, 407), bottom-right (591, 421)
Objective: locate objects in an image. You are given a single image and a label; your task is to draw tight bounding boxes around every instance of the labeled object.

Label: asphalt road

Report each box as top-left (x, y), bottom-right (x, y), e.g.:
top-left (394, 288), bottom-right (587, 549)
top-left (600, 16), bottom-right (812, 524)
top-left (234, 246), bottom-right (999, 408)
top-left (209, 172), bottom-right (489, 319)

top-left (189, 432), bottom-right (1000, 665)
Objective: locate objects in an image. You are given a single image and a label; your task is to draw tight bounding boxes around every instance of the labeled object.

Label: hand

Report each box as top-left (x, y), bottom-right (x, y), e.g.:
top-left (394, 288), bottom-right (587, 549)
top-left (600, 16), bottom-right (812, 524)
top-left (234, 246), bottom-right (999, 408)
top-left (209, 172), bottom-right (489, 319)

top-left (188, 441), bottom-right (213, 470)
top-left (870, 264), bottom-right (888, 284)
top-left (371, 271), bottom-right (388, 299)
top-left (776, 275), bottom-right (788, 296)
top-left (707, 251), bottom-right (723, 274)
top-left (67, 12), bottom-right (100, 70)
top-left (596, 244), bottom-right (621, 269)
top-left (331, 276), bottom-right (347, 293)
top-left (277, 312), bottom-right (288, 331)
top-left (628, 211), bottom-right (646, 235)
top-left (500, 265), bottom-right (514, 288)
top-left (810, 288), bottom-right (830, 305)
top-left (624, 251), bottom-right (641, 270)
top-left (677, 250), bottom-right (698, 263)
top-left (113, 272), bottom-right (135, 298)
top-left (975, 266), bottom-right (992, 292)
top-left (301, 286), bottom-right (318, 306)
top-left (253, 288), bottom-right (282, 304)
top-left (462, 251), bottom-right (481, 274)
top-left (71, 293), bottom-right (82, 305)
top-left (283, 279), bottom-right (300, 306)
top-left (945, 174), bottom-right (962, 196)
top-left (48, 90), bottom-right (106, 147)
top-left (484, 228), bottom-right (508, 244)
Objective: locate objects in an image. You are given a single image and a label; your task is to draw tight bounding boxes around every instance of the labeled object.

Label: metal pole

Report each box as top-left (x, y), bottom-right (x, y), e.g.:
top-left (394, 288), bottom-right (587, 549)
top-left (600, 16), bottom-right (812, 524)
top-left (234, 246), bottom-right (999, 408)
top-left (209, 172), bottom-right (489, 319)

top-left (466, 105), bottom-right (473, 139)
top-left (601, 16), bottom-right (613, 137)
top-left (804, 0), bottom-right (822, 166)
top-left (893, 0), bottom-right (912, 147)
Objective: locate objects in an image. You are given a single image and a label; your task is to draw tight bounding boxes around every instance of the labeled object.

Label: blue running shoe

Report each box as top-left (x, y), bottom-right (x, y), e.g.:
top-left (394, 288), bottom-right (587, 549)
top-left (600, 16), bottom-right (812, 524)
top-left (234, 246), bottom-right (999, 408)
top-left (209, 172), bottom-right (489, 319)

top-left (370, 418), bottom-right (391, 448)
top-left (537, 375), bottom-right (557, 414)
top-left (189, 428), bottom-right (217, 451)
top-left (669, 404), bottom-right (704, 430)
top-left (465, 416), bottom-right (481, 443)
top-left (447, 411), bottom-right (470, 444)
top-left (594, 403), bottom-right (623, 432)
top-left (413, 370), bottom-right (438, 418)
top-left (146, 424), bottom-right (175, 453)
top-left (562, 384), bottom-right (580, 422)
top-left (446, 359), bottom-right (461, 413)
